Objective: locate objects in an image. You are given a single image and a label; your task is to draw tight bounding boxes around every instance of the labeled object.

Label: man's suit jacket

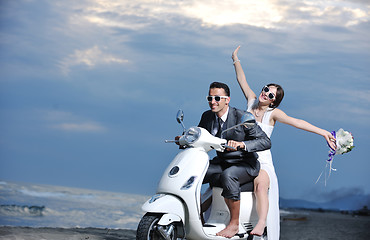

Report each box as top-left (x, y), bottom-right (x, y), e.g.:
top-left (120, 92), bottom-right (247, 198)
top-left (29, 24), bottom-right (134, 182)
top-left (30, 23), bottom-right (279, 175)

top-left (198, 106), bottom-right (271, 177)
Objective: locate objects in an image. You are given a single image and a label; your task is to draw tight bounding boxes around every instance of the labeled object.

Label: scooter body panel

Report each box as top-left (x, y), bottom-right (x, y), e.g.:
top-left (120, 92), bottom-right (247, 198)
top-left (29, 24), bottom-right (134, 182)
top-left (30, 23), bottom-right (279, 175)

top-left (203, 187), bottom-right (258, 238)
top-left (141, 194), bottom-right (185, 222)
top-left (157, 147), bottom-right (209, 218)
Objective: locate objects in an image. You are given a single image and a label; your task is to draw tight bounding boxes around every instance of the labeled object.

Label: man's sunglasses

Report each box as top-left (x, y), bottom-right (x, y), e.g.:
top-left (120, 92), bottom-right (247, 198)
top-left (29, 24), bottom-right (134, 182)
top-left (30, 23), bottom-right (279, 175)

top-left (207, 96), bottom-right (229, 102)
top-left (262, 86), bottom-right (276, 100)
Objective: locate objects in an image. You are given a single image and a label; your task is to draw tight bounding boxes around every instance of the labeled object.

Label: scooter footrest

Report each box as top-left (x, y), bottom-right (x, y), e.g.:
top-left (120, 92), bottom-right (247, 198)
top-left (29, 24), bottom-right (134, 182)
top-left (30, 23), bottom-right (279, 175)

top-left (203, 224), bottom-right (217, 227)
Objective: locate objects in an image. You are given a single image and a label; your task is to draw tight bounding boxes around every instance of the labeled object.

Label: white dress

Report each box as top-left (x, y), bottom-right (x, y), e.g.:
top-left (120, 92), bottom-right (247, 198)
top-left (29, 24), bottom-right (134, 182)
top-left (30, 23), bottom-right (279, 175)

top-left (248, 100), bottom-right (280, 240)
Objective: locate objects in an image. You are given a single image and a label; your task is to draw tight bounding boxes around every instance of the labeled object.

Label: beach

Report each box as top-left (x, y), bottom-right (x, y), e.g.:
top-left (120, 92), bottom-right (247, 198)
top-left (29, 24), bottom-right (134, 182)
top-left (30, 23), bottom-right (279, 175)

top-left (1, 210), bottom-right (369, 240)
top-left (280, 210), bottom-right (370, 240)
top-left (0, 227), bottom-right (136, 240)
top-left (1, 181), bottom-right (369, 239)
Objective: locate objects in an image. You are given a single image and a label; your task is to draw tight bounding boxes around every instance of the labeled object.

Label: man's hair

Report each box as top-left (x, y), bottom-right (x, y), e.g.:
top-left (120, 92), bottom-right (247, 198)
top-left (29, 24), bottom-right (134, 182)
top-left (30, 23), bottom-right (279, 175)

top-left (209, 82), bottom-right (230, 96)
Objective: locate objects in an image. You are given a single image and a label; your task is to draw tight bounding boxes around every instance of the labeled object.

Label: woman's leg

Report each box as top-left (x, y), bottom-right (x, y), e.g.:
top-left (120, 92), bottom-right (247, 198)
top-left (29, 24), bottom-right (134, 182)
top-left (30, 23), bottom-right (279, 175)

top-left (250, 169), bottom-right (270, 236)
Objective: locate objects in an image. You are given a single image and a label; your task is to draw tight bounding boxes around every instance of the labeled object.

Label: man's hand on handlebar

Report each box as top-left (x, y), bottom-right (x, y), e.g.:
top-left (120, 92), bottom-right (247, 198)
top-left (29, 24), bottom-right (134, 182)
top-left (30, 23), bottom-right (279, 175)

top-left (175, 136), bottom-right (187, 149)
top-left (175, 136), bottom-right (181, 145)
top-left (226, 140), bottom-right (245, 151)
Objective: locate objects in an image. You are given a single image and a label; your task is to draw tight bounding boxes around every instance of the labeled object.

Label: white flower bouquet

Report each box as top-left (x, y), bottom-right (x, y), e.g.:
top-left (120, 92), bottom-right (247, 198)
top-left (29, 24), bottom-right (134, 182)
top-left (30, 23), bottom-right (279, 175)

top-left (316, 128), bottom-right (354, 185)
top-left (334, 128), bottom-right (354, 155)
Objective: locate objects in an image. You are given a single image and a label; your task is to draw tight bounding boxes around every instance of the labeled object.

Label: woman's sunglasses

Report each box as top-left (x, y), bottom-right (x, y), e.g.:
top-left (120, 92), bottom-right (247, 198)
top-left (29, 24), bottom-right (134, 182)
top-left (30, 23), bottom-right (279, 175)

top-left (207, 96), bottom-right (228, 102)
top-left (262, 86), bottom-right (276, 100)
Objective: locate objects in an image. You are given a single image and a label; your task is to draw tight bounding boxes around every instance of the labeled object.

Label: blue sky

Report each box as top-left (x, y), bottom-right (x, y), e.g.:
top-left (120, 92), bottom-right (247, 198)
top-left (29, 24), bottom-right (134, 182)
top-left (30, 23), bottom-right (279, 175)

top-left (1, 0), bottom-right (369, 203)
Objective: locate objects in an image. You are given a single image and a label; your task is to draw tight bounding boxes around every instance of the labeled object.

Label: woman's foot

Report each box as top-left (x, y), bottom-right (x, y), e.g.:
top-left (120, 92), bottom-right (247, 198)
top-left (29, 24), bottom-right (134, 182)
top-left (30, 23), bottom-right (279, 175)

top-left (216, 223), bottom-right (239, 238)
top-left (250, 221), bottom-right (266, 236)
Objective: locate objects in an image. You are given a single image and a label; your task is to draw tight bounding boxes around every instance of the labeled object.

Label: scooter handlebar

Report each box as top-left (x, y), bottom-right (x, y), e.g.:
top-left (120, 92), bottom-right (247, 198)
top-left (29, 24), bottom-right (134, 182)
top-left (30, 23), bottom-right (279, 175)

top-left (221, 143), bottom-right (236, 151)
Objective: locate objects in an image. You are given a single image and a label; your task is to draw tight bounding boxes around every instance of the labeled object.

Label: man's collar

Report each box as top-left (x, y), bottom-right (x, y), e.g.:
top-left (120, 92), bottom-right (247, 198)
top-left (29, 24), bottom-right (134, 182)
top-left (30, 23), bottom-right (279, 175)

top-left (217, 107), bottom-right (229, 122)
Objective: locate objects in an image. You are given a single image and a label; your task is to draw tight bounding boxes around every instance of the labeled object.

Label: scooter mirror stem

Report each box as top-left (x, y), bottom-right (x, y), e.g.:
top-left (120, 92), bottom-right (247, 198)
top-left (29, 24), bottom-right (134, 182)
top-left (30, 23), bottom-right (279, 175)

top-left (176, 110), bottom-right (186, 132)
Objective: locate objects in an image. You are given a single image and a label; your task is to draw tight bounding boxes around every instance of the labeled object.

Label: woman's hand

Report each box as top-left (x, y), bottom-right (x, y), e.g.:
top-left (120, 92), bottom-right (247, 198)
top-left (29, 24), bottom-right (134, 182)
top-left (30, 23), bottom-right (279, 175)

top-left (323, 131), bottom-right (336, 151)
top-left (232, 45), bottom-right (241, 62)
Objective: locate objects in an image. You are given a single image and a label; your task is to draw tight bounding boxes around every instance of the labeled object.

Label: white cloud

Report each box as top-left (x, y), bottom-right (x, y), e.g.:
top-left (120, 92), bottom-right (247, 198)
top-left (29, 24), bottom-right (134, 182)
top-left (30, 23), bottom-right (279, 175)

top-left (76, 0), bottom-right (369, 29)
top-left (286, 0), bottom-right (369, 27)
top-left (181, 0), bottom-right (284, 28)
top-left (59, 45), bottom-right (129, 75)
top-left (40, 110), bottom-right (106, 133)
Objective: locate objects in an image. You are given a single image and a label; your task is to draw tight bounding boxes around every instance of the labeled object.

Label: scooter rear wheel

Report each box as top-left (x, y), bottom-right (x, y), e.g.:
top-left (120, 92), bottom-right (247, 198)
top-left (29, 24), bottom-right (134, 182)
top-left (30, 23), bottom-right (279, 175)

top-left (136, 213), bottom-right (178, 240)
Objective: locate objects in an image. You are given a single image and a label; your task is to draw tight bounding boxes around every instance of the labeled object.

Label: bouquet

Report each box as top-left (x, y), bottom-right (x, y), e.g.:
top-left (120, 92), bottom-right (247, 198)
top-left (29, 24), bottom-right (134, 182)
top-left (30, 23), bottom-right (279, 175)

top-left (316, 128), bottom-right (354, 185)
top-left (334, 128), bottom-right (354, 155)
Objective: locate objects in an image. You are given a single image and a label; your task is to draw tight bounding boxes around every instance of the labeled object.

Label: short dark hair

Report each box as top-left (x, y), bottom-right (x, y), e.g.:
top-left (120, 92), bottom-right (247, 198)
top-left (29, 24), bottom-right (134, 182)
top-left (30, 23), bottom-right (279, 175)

top-left (267, 83), bottom-right (284, 108)
top-left (209, 82), bottom-right (230, 96)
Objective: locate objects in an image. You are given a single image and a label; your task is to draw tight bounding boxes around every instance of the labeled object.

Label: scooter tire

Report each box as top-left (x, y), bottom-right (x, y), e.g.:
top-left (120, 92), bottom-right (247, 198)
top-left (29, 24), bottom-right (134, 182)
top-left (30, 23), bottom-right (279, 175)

top-left (136, 213), bottom-right (178, 240)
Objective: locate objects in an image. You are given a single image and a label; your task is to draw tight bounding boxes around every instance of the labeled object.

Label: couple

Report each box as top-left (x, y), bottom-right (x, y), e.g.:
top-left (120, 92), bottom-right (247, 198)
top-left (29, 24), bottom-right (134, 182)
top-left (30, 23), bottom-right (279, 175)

top-left (198, 46), bottom-right (336, 239)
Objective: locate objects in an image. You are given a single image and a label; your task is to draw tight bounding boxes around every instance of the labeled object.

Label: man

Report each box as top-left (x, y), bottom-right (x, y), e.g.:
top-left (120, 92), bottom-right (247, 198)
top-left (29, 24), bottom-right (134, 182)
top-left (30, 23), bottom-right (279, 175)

top-left (198, 82), bottom-right (271, 238)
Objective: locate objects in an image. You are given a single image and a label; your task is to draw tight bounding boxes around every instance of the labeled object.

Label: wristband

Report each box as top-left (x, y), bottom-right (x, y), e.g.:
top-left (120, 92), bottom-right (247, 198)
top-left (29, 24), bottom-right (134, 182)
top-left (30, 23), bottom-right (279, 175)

top-left (233, 60), bottom-right (240, 64)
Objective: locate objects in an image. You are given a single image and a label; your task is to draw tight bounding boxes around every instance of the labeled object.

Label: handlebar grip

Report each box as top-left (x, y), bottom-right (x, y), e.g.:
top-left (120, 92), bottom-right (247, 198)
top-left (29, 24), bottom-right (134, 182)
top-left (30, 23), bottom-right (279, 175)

top-left (222, 144), bottom-right (236, 151)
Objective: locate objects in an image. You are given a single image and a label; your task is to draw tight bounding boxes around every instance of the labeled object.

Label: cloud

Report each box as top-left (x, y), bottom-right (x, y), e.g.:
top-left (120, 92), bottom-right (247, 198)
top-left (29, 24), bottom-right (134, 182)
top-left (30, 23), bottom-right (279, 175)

top-left (64, 0), bottom-right (369, 32)
top-left (182, 0), bottom-right (285, 28)
top-left (291, 85), bottom-right (370, 125)
top-left (125, 1), bottom-right (368, 28)
top-left (59, 45), bottom-right (129, 75)
top-left (51, 122), bottom-right (105, 132)
top-left (40, 110), bottom-right (106, 133)
top-left (47, 0), bottom-right (368, 80)
top-left (282, 0), bottom-right (369, 27)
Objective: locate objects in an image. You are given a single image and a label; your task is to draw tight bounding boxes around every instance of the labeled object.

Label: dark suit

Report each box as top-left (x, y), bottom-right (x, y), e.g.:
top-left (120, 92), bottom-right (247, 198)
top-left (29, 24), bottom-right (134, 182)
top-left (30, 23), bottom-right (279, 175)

top-left (198, 106), bottom-right (271, 200)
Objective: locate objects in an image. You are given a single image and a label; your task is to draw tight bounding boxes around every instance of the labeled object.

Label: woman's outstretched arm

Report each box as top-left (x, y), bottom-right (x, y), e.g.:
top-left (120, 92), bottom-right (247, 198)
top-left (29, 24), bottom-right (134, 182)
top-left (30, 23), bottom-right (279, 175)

top-left (232, 46), bottom-right (256, 102)
top-left (272, 108), bottom-right (337, 150)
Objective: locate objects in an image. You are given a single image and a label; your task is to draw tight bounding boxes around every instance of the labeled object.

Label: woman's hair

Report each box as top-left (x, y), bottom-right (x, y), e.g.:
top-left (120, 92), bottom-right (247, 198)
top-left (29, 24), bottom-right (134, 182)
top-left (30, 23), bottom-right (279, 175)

top-left (266, 83), bottom-right (284, 109)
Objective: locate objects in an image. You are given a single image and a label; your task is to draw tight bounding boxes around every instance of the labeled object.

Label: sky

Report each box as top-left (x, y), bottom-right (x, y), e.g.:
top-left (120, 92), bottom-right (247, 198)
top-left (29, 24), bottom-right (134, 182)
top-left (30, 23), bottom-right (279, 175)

top-left (0, 0), bottom-right (369, 204)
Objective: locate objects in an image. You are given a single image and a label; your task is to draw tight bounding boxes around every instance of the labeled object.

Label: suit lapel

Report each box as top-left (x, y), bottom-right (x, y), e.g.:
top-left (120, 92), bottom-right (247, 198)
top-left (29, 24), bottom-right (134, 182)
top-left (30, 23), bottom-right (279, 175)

top-left (208, 112), bottom-right (217, 133)
top-left (224, 107), bottom-right (236, 140)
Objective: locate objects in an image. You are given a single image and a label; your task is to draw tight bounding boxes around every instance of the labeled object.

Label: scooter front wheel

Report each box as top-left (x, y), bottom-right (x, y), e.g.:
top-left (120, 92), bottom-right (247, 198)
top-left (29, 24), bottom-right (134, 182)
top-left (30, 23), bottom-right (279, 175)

top-left (136, 213), bottom-right (178, 240)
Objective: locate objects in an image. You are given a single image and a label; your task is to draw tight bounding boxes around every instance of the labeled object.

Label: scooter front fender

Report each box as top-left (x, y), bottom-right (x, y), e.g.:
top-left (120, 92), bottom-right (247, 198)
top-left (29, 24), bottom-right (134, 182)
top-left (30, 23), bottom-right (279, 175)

top-left (157, 213), bottom-right (182, 225)
top-left (142, 194), bottom-right (185, 224)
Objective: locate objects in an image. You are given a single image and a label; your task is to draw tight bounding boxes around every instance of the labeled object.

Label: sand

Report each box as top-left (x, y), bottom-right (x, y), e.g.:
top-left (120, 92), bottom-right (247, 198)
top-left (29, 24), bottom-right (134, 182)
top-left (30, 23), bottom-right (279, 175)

top-left (280, 210), bottom-right (370, 240)
top-left (0, 227), bottom-right (137, 240)
top-left (0, 210), bottom-right (369, 240)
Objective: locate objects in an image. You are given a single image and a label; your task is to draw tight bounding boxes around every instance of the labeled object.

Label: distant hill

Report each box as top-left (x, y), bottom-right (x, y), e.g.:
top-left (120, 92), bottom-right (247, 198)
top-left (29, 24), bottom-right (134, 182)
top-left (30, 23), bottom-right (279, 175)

top-left (280, 193), bottom-right (370, 211)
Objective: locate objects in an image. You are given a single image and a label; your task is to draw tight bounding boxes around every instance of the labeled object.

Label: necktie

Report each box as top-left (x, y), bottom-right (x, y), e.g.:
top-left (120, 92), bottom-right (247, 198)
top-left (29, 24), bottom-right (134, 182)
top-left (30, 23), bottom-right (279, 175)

top-left (216, 118), bottom-right (223, 138)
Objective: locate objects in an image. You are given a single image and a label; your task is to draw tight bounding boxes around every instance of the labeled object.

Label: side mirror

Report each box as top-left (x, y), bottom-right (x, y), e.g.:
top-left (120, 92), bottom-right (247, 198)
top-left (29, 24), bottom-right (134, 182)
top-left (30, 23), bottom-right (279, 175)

top-left (221, 112), bottom-right (256, 136)
top-left (176, 110), bottom-right (186, 132)
top-left (176, 110), bottom-right (184, 124)
top-left (240, 112), bottom-right (256, 128)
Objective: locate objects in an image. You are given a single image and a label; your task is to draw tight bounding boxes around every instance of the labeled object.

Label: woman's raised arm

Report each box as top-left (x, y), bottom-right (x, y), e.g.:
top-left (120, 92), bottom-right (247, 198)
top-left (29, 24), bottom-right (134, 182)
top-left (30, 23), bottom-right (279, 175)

top-left (232, 46), bottom-right (256, 102)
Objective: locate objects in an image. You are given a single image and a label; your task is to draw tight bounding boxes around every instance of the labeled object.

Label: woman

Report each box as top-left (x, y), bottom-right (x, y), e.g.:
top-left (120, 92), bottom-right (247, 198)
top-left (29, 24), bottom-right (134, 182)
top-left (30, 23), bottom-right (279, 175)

top-left (232, 46), bottom-right (336, 239)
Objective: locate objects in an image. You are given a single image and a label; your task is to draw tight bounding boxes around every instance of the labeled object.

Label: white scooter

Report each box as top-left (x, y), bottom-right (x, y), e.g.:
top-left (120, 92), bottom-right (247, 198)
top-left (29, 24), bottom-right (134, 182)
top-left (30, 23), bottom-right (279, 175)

top-left (136, 110), bottom-right (266, 240)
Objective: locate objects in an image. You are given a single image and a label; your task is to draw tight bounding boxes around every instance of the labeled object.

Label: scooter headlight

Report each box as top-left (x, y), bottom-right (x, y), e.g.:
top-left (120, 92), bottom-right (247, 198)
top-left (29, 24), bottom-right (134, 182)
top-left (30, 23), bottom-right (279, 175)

top-left (183, 127), bottom-right (201, 144)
